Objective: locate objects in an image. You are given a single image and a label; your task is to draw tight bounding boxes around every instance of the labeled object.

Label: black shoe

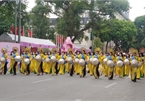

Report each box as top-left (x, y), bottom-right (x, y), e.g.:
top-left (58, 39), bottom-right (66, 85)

top-left (76, 73), bottom-right (79, 75)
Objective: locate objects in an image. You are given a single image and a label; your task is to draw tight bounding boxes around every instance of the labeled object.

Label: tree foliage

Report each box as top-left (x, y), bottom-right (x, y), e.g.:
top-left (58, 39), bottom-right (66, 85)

top-left (96, 19), bottom-right (137, 52)
top-left (93, 37), bottom-right (103, 49)
top-left (0, 1), bottom-right (28, 35)
top-left (30, 0), bottom-right (55, 40)
top-left (46, 0), bottom-right (89, 42)
top-left (45, 0), bottom-right (130, 43)
top-left (133, 15), bottom-right (145, 49)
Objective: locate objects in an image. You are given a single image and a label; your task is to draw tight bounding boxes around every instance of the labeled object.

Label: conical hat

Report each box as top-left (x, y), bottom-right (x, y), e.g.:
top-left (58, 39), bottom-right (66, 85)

top-left (134, 49), bottom-right (138, 55)
top-left (12, 47), bottom-right (19, 52)
top-left (129, 48), bottom-right (134, 54)
top-left (68, 48), bottom-right (74, 53)
top-left (108, 48), bottom-right (114, 55)
top-left (24, 47), bottom-right (31, 52)
top-left (139, 48), bottom-right (145, 53)
top-left (52, 48), bottom-right (58, 53)
top-left (81, 47), bottom-right (87, 53)
top-left (94, 47), bottom-right (101, 53)
top-left (38, 47), bottom-right (44, 53)
top-left (1, 48), bottom-right (7, 53)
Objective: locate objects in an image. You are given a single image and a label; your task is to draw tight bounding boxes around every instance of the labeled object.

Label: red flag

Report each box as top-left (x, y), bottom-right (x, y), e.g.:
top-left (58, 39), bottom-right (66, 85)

top-left (31, 29), bottom-right (33, 37)
top-left (10, 26), bottom-right (15, 34)
top-left (58, 35), bottom-right (60, 45)
top-left (28, 29), bottom-right (31, 37)
top-left (21, 29), bottom-right (24, 36)
top-left (60, 35), bottom-right (64, 44)
top-left (56, 34), bottom-right (60, 46)
top-left (10, 26), bottom-right (18, 35)
top-left (21, 26), bottom-right (25, 36)
top-left (28, 29), bottom-right (33, 37)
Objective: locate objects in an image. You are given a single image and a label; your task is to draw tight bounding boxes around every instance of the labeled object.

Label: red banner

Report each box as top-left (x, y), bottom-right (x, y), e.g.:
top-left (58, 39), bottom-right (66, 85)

top-left (56, 34), bottom-right (64, 47)
top-left (10, 26), bottom-right (25, 36)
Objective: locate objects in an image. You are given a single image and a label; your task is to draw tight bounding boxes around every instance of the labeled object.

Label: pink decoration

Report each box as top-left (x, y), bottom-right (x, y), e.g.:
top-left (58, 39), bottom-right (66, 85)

top-left (61, 37), bottom-right (75, 52)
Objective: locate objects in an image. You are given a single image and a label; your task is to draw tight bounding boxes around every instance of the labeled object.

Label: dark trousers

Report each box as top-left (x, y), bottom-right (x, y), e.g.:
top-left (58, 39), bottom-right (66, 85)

top-left (26, 62), bottom-right (31, 74)
top-left (96, 63), bottom-right (100, 77)
top-left (40, 62), bottom-right (43, 73)
top-left (4, 62), bottom-right (7, 74)
top-left (13, 62), bottom-right (18, 75)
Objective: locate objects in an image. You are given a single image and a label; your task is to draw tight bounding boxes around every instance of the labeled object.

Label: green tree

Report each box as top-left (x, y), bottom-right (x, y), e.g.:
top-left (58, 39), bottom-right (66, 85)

top-left (93, 37), bottom-right (103, 49)
top-left (133, 15), bottom-right (145, 49)
top-left (30, 0), bottom-right (54, 40)
top-left (47, 0), bottom-right (89, 42)
top-left (0, 1), bottom-right (28, 35)
top-left (134, 15), bottom-right (145, 32)
top-left (46, 0), bottom-right (129, 43)
top-left (97, 19), bottom-right (137, 52)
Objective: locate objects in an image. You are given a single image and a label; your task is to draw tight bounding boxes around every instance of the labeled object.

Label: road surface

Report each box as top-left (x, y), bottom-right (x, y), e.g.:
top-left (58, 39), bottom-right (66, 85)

top-left (0, 73), bottom-right (145, 101)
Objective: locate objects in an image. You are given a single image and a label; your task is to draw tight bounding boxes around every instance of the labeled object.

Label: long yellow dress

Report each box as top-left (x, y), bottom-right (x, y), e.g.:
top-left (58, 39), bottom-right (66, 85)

top-left (124, 57), bottom-right (130, 76)
top-left (20, 54), bottom-right (26, 74)
top-left (78, 54), bottom-right (87, 77)
top-left (8, 52), bottom-right (19, 73)
top-left (0, 53), bottom-right (8, 73)
top-left (35, 53), bottom-right (44, 75)
top-left (107, 55), bottom-right (115, 79)
top-left (100, 55), bottom-right (105, 75)
top-left (58, 55), bottom-right (66, 75)
top-left (8, 55), bottom-right (15, 74)
top-left (29, 54), bottom-right (36, 73)
top-left (51, 53), bottom-right (59, 76)
top-left (74, 54), bottom-right (80, 75)
top-left (137, 57), bottom-right (143, 79)
top-left (116, 56), bottom-right (124, 78)
top-left (87, 55), bottom-right (94, 76)
top-left (92, 54), bottom-right (100, 79)
top-left (45, 54), bottom-right (52, 74)
top-left (65, 54), bottom-right (74, 73)
top-left (130, 56), bottom-right (138, 81)
top-left (42, 54), bottom-right (48, 73)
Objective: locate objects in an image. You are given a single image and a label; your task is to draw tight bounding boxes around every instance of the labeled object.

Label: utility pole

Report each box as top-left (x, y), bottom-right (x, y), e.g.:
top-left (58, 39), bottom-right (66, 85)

top-left (18, 0), bottom-right (21, 43)
top-left (14, 0), bottom-right (18, 42)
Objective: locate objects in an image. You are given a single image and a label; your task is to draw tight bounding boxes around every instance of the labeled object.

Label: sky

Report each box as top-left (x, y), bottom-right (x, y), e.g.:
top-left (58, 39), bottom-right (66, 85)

top-left (26, 0), bottom-right (145, 21)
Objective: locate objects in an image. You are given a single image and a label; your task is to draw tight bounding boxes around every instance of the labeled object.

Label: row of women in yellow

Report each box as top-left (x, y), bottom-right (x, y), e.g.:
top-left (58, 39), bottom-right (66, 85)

top-left (20, 47), bottom-right (88, 77)
top-left (0, 46), bottom-right (145, 82)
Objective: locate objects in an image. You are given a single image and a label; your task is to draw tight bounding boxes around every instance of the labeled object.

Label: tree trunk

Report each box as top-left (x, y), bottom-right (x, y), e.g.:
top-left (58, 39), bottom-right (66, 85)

top-left (114, 41), bottom-right (119, 52)
top-left (105, 41), bottom-right (108, 54)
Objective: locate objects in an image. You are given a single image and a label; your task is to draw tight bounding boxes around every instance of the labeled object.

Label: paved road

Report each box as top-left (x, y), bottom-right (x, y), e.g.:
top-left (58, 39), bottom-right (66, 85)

top-left (0, 73), bottom-right (145, 101)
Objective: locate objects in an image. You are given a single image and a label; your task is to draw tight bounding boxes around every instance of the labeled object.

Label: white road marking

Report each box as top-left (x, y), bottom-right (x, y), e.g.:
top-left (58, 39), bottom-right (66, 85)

top-left (105, 82), bottom-right (116, 88)
top-left (74, 99), bottom-right (82, 101)
top-left (33, 78), bottom-right (53, 83)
